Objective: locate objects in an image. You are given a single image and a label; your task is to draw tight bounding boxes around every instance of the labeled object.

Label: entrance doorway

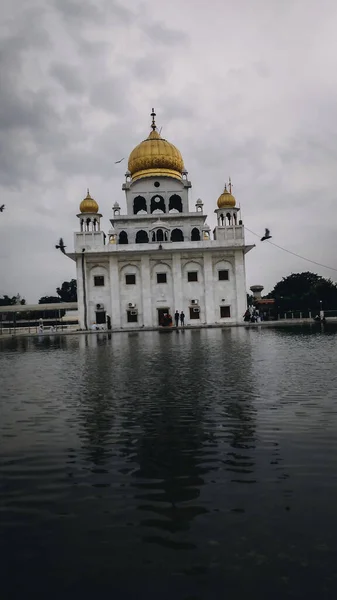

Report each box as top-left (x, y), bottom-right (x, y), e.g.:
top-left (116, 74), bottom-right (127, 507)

top-left (157, 308), bottom-right (171, 326)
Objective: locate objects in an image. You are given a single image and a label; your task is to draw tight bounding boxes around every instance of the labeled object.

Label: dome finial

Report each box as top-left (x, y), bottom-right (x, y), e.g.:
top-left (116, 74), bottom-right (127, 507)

top-left (87, 188), bottom-right (90, 197)
top-left (228, 177), bottom-right (232, 194)
top-left (151, 108), bottom-right (156, 131)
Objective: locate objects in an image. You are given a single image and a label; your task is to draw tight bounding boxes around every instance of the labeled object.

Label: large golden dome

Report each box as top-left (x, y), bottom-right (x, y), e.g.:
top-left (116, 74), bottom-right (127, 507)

top-left (217, 185), bottom-right (236, 208)
top-left (128, 109), bottom-right (184, 182)
top-left (79, 190), bottom-right (99, 213)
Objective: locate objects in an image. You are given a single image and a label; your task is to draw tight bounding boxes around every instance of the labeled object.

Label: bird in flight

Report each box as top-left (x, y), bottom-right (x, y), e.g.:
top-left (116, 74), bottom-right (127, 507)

top-left (114, 158), bottom-right (125, 164)
top-left (55, 238), bottom-right (66, 254)
top-left (261, 228), bottom-right (272, 242)
top-left (0, 204), bottom-right (5, 212)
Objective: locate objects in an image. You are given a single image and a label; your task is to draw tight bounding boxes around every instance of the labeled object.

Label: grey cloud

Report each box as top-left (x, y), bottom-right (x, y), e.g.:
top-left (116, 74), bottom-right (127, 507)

top-left (52, 0), bottom-right (133, 25)
top-left (143, 21), bottom-right (188, 46)
top-left (50, 63), bottom-right (85, 94)
top-left (89, 78), bottom-right (130, 114)
top-left (131, 56), bottom-right (168, 82)
top-left (51, 0), bottom-right (105, 23)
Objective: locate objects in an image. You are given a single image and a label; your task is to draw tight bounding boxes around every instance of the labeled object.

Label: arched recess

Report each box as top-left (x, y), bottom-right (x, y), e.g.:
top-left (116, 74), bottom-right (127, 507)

top-left (226, 212), bottom-right (232, 225)
top-left (169, 194), bottom-right (183, 213)
top-left (151, 195), bottom-right (166, 213)
top-left (135, 230), bottom-right (149, 243)
top-left (156, 229), bottom-right (164, 242)
top-left (171, 228), bottom-right (184, 242)
top-left (119, 231), bottom-right (128, 244)
top-left (191, 227), bottom-right (200, 241)
top-left (133, 196), bottom-right (147, 214)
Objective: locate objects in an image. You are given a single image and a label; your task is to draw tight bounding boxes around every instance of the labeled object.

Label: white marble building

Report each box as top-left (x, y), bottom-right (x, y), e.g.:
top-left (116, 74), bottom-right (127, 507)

top-left (68, 110), bottom-right (254, 330)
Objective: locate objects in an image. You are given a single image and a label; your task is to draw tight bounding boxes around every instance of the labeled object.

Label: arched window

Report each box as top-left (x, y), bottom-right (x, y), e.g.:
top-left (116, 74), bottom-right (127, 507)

top-left (119, 231), bottom-right (128, 244)
top-left (156, 229), bottom-right (164, 242)
top-left (133, 196), bottom-right (147, 214)
top-left (151, 195), bottom-right (165, 213)
top-left (171, 228), bottom-right (184, 242)
top-left (191, 228), bottom-right (200, 241)
top-left (220, 213), bottom-right (224, 226)
top-left (93, 219), bottom-right (97, 231)
top-left (86, 218), bottom-right (91, 231)
top-left (233, 213), bottom-right (237, 225)
top-left (135, 230), bottom-right (149, 243)
top-left (169, 194), bottom-right (182, 213)
top-left (152, 232), bottom-right (155, 242)
top-left (80, 219), bottom-right (84, 232)
top-left (226, 212), bottom-right (231, 225)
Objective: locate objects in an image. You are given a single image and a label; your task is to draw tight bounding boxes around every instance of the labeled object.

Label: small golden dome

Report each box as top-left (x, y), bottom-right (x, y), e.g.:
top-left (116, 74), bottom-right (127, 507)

top-left (128, 109), bottom-right (184, 182)
top-left (217, 186), bottom-right (236, 208)
top-left (79, 189), bottom-right (99, 213)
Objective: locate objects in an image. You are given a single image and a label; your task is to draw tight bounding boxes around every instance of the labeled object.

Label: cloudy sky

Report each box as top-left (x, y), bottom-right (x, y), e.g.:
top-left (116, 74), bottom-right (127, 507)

top-left (1, 0), bottom-right (337, 302)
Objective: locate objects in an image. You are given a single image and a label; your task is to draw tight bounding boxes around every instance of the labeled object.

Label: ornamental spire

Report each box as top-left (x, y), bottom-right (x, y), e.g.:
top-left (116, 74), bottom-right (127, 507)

top-left (151, 108), bottom-right (156, 131)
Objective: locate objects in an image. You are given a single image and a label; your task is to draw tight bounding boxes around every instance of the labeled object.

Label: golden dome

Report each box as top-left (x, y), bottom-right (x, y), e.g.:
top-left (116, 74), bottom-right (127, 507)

top-left (128, 109), bottom-right (184, 182)
top-left (79, 189), bottom-right (99, 213)
top-left (217, 185), bottom-right (236, 208)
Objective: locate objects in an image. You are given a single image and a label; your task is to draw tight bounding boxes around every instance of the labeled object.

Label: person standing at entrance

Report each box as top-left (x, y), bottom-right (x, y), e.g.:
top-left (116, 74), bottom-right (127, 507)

top-left (174, 310), bottom-right (179, 327)
top-left (180, 311), bottom-right (185, 326)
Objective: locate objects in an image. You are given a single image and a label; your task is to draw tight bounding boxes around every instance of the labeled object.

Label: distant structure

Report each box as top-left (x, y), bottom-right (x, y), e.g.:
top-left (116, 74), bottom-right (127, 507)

top-left (68, 110), bottom-right (254, 329)
top-left (250, 284), bottom-right (275, 319)
top-left (250, 285), bottom-right (264, 300)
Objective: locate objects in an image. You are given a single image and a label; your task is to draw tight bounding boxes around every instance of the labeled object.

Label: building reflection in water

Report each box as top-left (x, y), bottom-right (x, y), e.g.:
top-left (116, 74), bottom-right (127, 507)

top-left (76, 334), bottom-right (117, 468)
top-left (115, 328), bottom-right (258, 549)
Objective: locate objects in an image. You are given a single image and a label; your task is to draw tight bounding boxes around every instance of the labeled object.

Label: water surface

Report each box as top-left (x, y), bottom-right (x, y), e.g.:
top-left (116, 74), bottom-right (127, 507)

top-left (1, 326), bottom-right (337, 599)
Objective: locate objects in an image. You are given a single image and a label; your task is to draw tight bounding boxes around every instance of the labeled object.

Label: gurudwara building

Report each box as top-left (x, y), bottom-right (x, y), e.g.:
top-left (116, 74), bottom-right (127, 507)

top-left (68, 110), bottom-right (254, 330)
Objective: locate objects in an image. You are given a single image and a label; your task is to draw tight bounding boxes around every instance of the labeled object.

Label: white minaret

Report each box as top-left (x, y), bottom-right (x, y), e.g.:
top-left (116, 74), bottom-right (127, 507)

top-left (213, 179), bottom-right (243, 241)
top-left (77, 189), bottom-right (102, 232)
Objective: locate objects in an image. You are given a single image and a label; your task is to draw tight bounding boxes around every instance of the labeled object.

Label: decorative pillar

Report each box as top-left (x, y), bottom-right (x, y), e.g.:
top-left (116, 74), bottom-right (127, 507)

top-left (109, 257), bottom-right (121, 328)
top-left (172, 253), bottom-right (183, 313)
top-left (203, 254), bottom-right (214, 324)
top-left (141, 255), bottom-right (152, 326)
top-left (234, 250), bottom-right (247, 323)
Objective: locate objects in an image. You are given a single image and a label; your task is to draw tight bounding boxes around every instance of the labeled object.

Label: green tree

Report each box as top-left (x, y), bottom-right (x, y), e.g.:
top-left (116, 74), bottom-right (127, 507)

top-left (266, 272), bottom-right (337, 311)
top-left (0, 294), bottom-right (26, 306)
top-left (56, 279), bottom-right (77, 302)
top-left (38, 296), bottom-right (61, 304)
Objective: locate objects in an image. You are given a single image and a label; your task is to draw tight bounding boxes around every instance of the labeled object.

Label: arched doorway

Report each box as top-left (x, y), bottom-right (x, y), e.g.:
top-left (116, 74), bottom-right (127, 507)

top-left (191, 228), bottom-right (200, 241)
top-left (135, 230), bottom-right (149, 243)
top-left (151, 195), bottom-right (165, 213)
top-left (169, 194), bottom-right (183, 213)
top-left (119, 231), bottom-right (128, 244)
top-left (133, 196), bottom-right (147, 214)
top-left (171, 228), bottom-right (184, 242)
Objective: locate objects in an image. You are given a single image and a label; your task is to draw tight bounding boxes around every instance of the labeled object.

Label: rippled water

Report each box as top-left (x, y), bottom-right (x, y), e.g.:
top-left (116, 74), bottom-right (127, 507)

top-left (1, 326), bottom-right (337, 599)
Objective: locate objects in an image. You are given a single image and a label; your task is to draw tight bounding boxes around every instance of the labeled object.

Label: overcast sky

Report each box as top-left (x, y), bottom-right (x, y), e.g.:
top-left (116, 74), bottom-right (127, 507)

top-left (1, 0), bottom-right (337, 302)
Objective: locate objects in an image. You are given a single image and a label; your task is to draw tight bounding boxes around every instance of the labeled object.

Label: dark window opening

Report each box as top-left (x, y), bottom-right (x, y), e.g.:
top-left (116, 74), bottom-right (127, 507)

top-left (151, 195), bottom-right (165, 213)
top-left (94, 276), bottom-right (105, 286)
top-left (218, 270), bottom-right (229, 281)
top-left (220, 306), bottom-right (231, 318)
top-left (119, 231), bottom-right (128, 244)
top-left (169, 194), bottom-right (182, 213)
top-left (157, 229), bottom-right (164, 242)
top-left (191, 227), bottom-right (200, 241)
top-left (188, 271), bottom-right (198, 282)
top-left (127, 311), bottom-right (138, 323)
top-left (171, 228), bottom-right (184, 242)
top-left (125, 274), bottom-right (136, 285)
top-left (157, 273), bottom-right (167, 284)
top-left (95, 310), bottom-right (106, 324)
top-left (189, 307), bottom-right (200, 319)
top-left (135, 230), bottom-right (149, 243)
top-left (154, 181), bottom-right (160, 188)
top-left (226, 212), bottom-right (231, 225)
top-left (133, 195), bottom-right (147, 214)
